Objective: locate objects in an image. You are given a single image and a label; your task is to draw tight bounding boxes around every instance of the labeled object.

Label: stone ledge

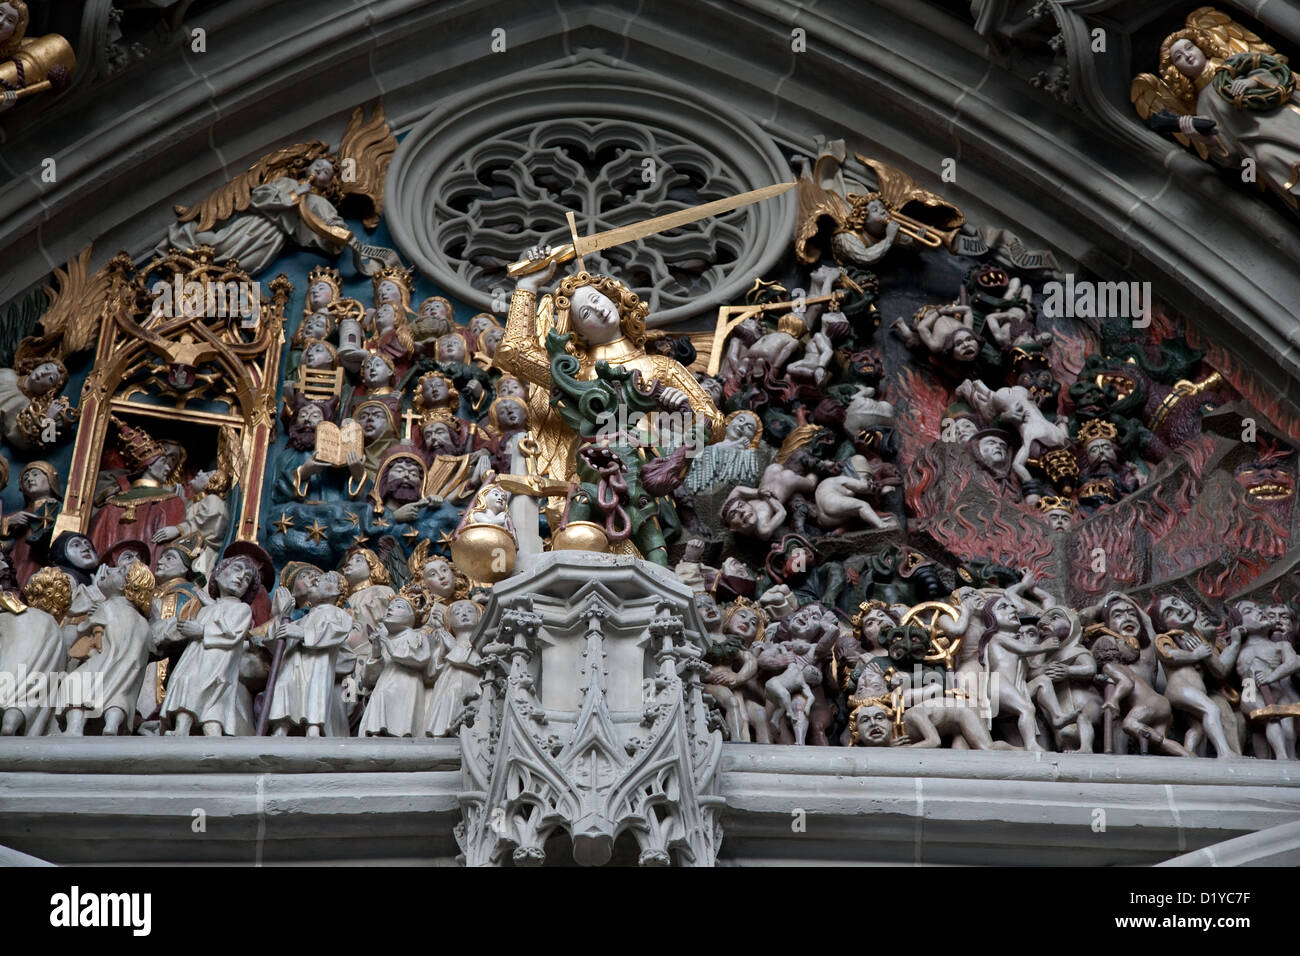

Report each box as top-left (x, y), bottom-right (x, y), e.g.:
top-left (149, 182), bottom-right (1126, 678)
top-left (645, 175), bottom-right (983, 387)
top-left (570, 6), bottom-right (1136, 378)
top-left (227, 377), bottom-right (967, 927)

top-left (0, 736), bottom-right (462, 774)
top-left (0, 739), bottom-right (1296, 865)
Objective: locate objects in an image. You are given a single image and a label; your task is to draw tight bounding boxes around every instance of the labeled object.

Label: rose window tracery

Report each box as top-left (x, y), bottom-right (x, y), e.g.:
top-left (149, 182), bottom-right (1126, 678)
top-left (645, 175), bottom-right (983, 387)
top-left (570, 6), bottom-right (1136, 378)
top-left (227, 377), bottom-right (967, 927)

top-left (385, 56), bottom-right (795, 325)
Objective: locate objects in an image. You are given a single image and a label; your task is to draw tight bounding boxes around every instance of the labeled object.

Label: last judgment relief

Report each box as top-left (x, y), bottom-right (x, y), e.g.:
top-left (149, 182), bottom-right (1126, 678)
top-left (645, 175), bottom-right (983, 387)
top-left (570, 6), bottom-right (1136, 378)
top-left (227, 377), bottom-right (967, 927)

top-left (3, 7), bottom-right (1300, 766)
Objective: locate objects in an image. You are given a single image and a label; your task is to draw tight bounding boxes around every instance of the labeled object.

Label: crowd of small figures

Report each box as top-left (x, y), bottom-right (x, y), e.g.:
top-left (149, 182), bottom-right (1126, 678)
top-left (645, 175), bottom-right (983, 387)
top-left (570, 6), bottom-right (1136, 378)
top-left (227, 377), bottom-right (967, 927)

top-left (0, 134), bottom-right (1292, 756)
top-left (686, 580), bottom-right (1300, 757)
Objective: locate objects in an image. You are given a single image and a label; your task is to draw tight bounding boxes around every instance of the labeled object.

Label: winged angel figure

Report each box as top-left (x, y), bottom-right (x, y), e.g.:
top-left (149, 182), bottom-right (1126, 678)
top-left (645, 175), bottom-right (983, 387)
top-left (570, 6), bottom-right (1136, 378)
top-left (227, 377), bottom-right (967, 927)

top-left (157, 104), bottom-right (397, 274)
top-left (1132, 6), bottom-right (1300, 215)
top-left (794, 141), bottom-right (970, 268)
top-left (794, 140), bottom-right (1055, 271)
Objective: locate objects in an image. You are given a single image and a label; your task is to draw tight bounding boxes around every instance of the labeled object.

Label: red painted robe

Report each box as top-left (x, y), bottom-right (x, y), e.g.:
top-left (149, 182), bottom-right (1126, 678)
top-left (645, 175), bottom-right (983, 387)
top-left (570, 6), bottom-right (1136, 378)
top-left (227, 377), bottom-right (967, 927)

top-left (89, 480), bottom-right (186, 561)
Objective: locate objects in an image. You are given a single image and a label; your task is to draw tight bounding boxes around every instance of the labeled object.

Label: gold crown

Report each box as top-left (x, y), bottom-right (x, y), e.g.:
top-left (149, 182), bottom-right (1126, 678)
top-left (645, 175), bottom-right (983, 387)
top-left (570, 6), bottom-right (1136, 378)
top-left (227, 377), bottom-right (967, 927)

top-left (371, 266), bottom-right (415, 307)
top-left (1035, 496), bottom-right (1075, 514)
top-left (306, 266), bottom-right (342, 298)
top-left (1078, 479), bottom-right (1119, 501)
top-left (1077, 419), bottom-right (1118, 444)
top-left (851, 599), bottom-right (891, 634)
top-left (420, 406), bottom-right (460, 429)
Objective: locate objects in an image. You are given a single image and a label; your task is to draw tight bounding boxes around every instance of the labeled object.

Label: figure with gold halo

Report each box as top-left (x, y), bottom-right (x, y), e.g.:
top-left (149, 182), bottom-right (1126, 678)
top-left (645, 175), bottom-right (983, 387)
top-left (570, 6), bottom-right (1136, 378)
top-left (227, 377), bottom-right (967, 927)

top-left (495, 245), bottom-right (723, 554)
top-left (1132, 6), bottom-right (1300, 216)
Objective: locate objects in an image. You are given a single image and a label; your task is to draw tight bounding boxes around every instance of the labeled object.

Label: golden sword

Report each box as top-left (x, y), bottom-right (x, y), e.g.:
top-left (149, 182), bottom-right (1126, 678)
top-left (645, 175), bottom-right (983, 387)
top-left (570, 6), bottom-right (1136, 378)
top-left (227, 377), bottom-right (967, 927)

top-left (506, 181), bottom-right (796, 278)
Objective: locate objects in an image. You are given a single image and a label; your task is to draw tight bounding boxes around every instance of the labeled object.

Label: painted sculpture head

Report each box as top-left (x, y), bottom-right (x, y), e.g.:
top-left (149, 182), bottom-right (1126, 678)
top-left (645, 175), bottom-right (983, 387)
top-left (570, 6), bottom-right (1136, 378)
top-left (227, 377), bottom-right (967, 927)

top-left (853, 704), bottom-right (894, 747)
top-left (307, 158), bottom-right (336, 189)
top-left (552, 271), bottom-right (649, 348)
top-left (0, 2), bottom-right (25, 52)
top-left (436, 334), bottom-right (468, 364)
top-left (1168, 38), bottom-right (1208, 79)
top-left (384, 597), bottom-right (417, 630)
top-left (355, 403), bottom-right (394, 442)
top-left (214, 555), bottom-right (257, 600)
top-left (361, 352), bottom-right (396, 390)
top-left (422, 556), bottom-right (458, 598)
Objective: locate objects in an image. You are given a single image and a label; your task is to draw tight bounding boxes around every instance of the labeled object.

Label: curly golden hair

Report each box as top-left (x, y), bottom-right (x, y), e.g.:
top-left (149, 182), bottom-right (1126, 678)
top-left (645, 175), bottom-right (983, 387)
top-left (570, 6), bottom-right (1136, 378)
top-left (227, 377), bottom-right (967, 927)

top-left (846, 697), bottom-right (901, 746)
top-left (414, 371), bottom-right (459, 414)
top-left (0, 1), bottom-right (29, 58)
top-left (124, 561), bottom-right (157, 617)
top-left (551, 272), bottom-right (649, 348)
top-left (1160, 29), bottom-right (1227, 103)
top-left (344, 547), bottom-right (390, 587)
top-left (24, 566), bottom-right (71, 620)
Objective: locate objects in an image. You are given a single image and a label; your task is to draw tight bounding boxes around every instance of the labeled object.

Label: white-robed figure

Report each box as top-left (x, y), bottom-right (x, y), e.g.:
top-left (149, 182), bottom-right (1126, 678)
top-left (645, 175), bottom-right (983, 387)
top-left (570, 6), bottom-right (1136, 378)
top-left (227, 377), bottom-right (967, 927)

top-left (162, 554), bottom-right (258, 736)
top-left (1133, 10), bottom-right (1300, 217)
top-left (153, 467), bottom-right (234, 581)
top-left (59, 561), bottom-right (157, 736)
top-left (0, 568), bottom-right (72, 736)
top-left (267, 570), bottom-right (359, 736)
top-left (421, 599), bottom-right (483, 738)
top-left (360, 597), bottom-right (430, 737)
top-left (340, 547), bottom-right (395, 653)
top-left (157, 159), bottom-right (349, 276)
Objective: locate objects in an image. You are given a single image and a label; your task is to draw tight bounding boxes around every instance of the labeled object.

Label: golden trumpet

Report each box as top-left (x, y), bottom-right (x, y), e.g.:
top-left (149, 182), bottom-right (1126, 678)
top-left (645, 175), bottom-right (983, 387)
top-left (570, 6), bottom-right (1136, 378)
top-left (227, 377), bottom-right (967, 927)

top-left (884, 210), bottom-right (952, 249)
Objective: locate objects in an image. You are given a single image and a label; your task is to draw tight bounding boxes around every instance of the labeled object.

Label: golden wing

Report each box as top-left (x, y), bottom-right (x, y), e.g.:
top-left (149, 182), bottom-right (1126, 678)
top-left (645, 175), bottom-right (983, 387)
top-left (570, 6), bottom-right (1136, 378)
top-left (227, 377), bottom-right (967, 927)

top-left (174, 141), bottom-right (330, 233)
top-left (855, 154), bottom-right (965, 227)
top-left (25, 245), bottom-right (114, 361)
top-left (1130, 72), bottom-right (1208, 159)
top-left (1186, 6), bottom-right (1281, 61)
top-left (795, 166), bottom-right (851, 264)
top-left (407, 538), bottom-right (431, 582)
top-left (337, 103), bottom-right (397, 230)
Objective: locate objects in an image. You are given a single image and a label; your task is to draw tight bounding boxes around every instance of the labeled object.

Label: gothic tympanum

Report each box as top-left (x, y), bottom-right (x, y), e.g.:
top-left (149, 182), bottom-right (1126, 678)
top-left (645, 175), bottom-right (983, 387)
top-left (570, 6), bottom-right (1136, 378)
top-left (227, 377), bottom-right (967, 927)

top-left (0, 102), bottom-right (1296, 768)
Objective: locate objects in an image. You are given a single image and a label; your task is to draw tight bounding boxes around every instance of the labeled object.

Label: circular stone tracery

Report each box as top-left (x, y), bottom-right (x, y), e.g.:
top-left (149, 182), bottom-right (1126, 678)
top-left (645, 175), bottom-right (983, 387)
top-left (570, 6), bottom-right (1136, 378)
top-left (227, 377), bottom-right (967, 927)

top-left (385, 57), bottom-right (796, 326)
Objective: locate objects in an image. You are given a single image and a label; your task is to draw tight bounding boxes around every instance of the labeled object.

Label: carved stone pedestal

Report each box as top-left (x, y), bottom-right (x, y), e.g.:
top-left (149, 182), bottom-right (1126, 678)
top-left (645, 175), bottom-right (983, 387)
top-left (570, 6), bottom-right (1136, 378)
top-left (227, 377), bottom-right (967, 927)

top-left (455, 552), bottom-right (725, 866)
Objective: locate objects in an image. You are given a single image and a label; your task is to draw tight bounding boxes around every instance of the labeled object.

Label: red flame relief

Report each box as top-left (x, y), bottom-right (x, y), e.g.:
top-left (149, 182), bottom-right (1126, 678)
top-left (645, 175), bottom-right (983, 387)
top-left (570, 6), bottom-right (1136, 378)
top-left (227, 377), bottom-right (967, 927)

top-left (893, 365), bottom-right (951, 472)
top-left (1145, 302), bottom-right (1179, 344)
top-left (1046, 323), bottom-right (1097, 384)
top-left (926, 501), bottom-right (1056, 585)
top-left (1070, 505), bottom-right (1140, 595)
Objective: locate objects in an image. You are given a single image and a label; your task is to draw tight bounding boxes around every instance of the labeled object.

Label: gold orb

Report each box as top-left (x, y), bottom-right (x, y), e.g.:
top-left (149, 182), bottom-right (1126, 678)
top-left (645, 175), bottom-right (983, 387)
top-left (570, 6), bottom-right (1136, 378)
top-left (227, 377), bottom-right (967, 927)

top-left (449, 523), bottom-right (517, 584)
top-left (551, 520), bottom-right (609, 554)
